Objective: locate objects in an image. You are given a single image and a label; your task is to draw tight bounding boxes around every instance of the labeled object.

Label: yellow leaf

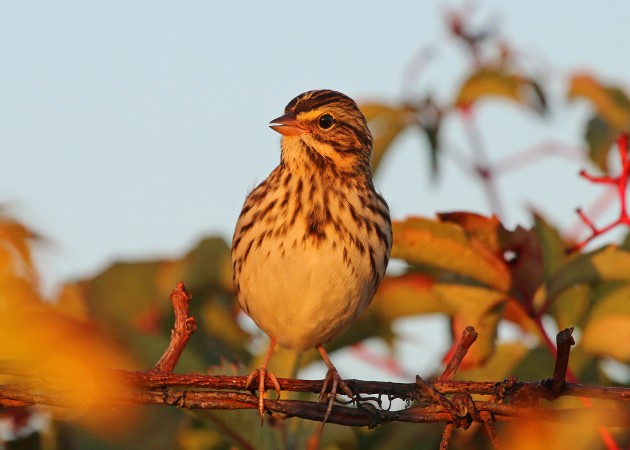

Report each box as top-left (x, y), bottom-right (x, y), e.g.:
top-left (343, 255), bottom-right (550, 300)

top-left (441, 284), bottom-right (505, 366)
top-left (438, 212), bottom-right (504, 253)
top-left (371, 274), bottom-right (447, 322)
top-left (455, 67), bottom-right (546, 112)
top-left (547, 246), bottom-right (630, 300)
top-left (55, 283), bottom-right (91, 320)
top-left (0, 276), bottom-right (140, 432)
top-left (582, 284), bottom-right (630, 361)
top-left (179, 426), bottom-right (225, 450)
top-left (502, 405), bottom-right (617, 450)
top-left (360, 102), bottom-right (417, 173)
top-left (200, 296), bottom-right (249, 350)
top-left (568, 73), bottom-right (630, 131)
top-left (372, 274), bottom-right (505, 366)
top-left (392, 217), bottom-right (511, 292)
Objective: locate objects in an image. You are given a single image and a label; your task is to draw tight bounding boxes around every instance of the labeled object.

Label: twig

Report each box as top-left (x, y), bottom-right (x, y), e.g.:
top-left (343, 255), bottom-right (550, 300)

top-left (547, 327), bottom-right (575, 395)
top-left (153, 282), bottom-right (195, 373)
top-left (480, 411), bottom-right (502, 450)
top-left (440, 326), bottom-right (478, 381)
top-left (440, 422), bottom-right (454, 450)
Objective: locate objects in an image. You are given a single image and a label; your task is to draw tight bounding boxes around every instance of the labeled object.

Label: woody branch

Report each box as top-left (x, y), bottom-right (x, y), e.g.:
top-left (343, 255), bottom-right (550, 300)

top-left (1, 284), bottom-right (630, 435)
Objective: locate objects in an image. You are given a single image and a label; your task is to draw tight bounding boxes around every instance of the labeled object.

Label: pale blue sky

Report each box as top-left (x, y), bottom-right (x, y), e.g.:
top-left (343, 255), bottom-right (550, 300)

top-left (2, 1), bottom-right (630, 292)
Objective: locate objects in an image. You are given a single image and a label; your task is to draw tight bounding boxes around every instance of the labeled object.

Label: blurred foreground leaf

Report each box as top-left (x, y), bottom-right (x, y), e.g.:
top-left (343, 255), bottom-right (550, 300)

top-left (0, 215), bottom-right (142, 444)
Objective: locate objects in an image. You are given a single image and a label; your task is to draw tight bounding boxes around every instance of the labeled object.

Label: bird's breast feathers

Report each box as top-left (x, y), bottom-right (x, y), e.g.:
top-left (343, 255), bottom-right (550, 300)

top-left (234, 183), bottom-right (389, 351)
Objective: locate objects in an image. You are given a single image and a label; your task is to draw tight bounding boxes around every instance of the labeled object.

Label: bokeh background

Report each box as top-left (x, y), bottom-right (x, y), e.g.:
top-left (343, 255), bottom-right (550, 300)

top-left (3, 1), bottom-right (630, 448)
top-left (3, 0), bottom-right (629, 292)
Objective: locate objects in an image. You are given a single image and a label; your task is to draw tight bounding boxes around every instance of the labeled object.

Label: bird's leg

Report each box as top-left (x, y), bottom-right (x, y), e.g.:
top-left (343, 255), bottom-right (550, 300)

top-left (245, 337), bottom-right (281, 424)
top-left (316, 344), bottom-right (353, 424)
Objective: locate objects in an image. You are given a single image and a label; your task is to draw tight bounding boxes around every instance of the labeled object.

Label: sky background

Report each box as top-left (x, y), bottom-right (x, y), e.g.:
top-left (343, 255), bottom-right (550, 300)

top-left (2, 2), bottom-right (630, 380)
top-left (2, 0), bottom-right (630, 382)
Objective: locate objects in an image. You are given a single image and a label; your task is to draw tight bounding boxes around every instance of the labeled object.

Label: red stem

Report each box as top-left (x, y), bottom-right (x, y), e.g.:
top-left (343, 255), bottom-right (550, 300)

top-left (571, 134), bottom-right (630, 251)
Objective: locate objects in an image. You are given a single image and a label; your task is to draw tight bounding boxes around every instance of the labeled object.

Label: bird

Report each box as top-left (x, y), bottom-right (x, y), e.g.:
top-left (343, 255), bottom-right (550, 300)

top-left (231, 89), bottom-right (392, 423)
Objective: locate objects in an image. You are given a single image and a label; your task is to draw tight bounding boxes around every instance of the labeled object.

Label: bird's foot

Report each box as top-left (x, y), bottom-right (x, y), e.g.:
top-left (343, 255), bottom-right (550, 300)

top-left (246, 366), bottom-right (281, 424)
top-left (319, 367), bottom-right (353, 424)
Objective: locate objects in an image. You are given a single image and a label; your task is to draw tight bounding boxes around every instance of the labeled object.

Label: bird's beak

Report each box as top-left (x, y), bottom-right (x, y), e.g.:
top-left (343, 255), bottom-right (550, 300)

top-left (269, 112), bottom-right (308, 136)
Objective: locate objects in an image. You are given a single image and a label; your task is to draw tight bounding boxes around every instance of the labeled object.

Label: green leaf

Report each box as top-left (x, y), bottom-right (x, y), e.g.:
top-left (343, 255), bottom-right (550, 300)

top-left (455, 67), bottom-right (547, 113)
top-left (178, 237), bottom-right (232, 294)
top-left (68, 260), bottom-right (171, 334)
top-left (64, 405), bottom-right (184, 450)
top-left (199, 295), bottom-right (250, 359)
top-left (392, 216), bottom-right (510, 292)
top-left (533, 212), bottom-right (567, 280)
top-left (512, 346), bottom-right (556, 380)
top-left (581, 284), bottom-right (630, 361)
top-left (360, 102), bottom-right (417, 173)
top-left (546, 246), bottom-right (630, 300)
top-left (584, 115), bottom-right (618, 172)
top-left (416, 96), bottom-right (443, 179)
top-left (548, 284), bottom-right (591, 331)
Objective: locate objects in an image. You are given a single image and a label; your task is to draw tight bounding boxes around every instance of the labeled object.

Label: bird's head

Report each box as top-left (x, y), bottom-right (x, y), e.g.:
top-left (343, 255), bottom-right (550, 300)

top-left (270, 90), bottom-right (373, 172)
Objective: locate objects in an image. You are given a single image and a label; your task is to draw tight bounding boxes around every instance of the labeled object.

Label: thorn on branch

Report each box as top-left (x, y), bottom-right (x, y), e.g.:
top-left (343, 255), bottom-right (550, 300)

top-left (544, 327), bottom-right (575, 396)
top-left (152, 282), bottom-right (196, 373)
top-left (440, 326), bottom-right (478, 381)
top-left (576, 208), bottom-right (597, 233)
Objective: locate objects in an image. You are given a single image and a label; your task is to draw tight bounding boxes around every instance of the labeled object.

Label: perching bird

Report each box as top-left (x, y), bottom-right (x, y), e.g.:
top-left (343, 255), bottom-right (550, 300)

top-left (231, 90), bottom-right (392, 422)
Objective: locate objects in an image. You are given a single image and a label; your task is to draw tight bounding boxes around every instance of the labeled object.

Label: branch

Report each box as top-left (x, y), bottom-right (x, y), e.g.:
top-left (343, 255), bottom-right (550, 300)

top-left (153, 282), bottom-right (195, 373)
top-left (1, 380), bottom-right (629, 427)
top-left (2, 284), bottom-right (630, 447)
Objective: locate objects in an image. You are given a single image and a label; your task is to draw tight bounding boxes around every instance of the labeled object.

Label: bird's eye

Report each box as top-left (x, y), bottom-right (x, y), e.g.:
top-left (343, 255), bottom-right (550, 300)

top-left (318, 114), bottom-right (334, 130)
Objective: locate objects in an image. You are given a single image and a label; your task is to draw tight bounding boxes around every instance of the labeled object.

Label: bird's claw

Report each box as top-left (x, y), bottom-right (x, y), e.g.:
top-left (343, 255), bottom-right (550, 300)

top-left (246, 367), bottom-right (281, 424)
top-left (319, 367), bottom-right (353, 423)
